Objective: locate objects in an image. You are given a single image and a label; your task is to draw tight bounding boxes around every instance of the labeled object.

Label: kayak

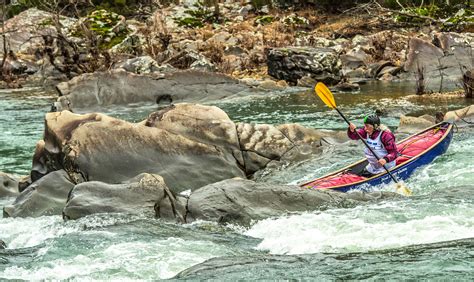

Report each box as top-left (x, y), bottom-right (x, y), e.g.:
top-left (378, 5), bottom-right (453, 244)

top-left (301, 122), bottom-right (454, 192)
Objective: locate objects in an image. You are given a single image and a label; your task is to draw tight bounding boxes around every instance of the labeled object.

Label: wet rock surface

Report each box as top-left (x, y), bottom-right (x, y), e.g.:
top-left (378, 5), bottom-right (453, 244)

top-left (54, 69), bottom-right (252, 110)
top-left (63, 173), bottom-right (184, 221)
top-left (3, 170), bottom-right (74, 218)
top-left (187, 178), bottom-right (398, 225)
top-left (0, 172), bottom-right (19, 198)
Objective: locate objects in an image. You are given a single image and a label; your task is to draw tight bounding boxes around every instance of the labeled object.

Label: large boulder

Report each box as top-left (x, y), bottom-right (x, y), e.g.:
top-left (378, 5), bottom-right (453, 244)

top-left (0, 172), bottom-right (19, 198)
top-left (403, 33), bottom-right (473, 91)
top-left (33, 104), bottom-right (330, 193)
top-left (63, 173), bottom-right (186, 221)
top-left (237, 123), bottom-right (294, 174)
top-left (1, 8), bottom-right (76, 55)
top-left (33, 108), bottom-right (246, 193)
top-left (3, 170), bottom-right (75, 218)
top-left (54, 69), bottom-right (251, 110)
top-left (267, 47), bottom-right (341, 85)
top-left (187, 178), bottom-right (398, 225)
top-left (144, 103), bottom-right (245, 168)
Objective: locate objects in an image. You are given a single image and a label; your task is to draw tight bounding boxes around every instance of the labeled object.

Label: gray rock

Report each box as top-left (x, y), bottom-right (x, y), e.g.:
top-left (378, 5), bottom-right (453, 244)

top-left (166, 50), bottom-right (216, 72)
top-left (0, 172), bottom-right (19, 198)
top-left (187, 178), bottom-right (397, 225)
top-left (1, 8), bottom-right (76, 55)
top-left (55, 69), bottom-right (251, 110)
top-left (368, 61), bottom-right (394, 79)
top-left (334, 82), bottom-right (360, 92)
top-left (237, 123), bottom-right (295, 174)
top-left (296, 76), bottom-right (317, 88)
top-left (63, 173), bottom-right (184, 221)
top-left (404, 33), bottom-right (473, 90)
top-left (396, 115), bottom-right (436, 134)
top-left (340, 47), bottom-right (368, 72)
top-left (33, 108), bottom-right (246, 194)
top-left (32, 104), bottom-right (335, 198)
top-left (267, 47), bottom-right (341, 85)
top-left (445, 105), bottom-right (474, 127)
top-left (115, 56), bottom-right (164, 74)
top-left (3, 170), bottom-right (75, 218)
top-left (377, 66), bottom-right (403, 78)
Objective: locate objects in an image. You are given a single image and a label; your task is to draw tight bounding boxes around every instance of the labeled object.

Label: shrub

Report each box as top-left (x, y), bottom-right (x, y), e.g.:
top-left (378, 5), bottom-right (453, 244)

top-left (174, 0), bottom-right (223, 28)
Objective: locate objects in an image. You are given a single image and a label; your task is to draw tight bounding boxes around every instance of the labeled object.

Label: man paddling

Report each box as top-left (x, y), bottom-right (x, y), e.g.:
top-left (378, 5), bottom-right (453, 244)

top-left (348, 114), bottom-right (398, 177)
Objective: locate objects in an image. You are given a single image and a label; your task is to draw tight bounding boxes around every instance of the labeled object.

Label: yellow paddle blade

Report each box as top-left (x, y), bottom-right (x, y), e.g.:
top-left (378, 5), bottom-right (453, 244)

top-left (396, 183), bottom-right (412, 196)
top-left (314, 82), bottom-right (337, 109)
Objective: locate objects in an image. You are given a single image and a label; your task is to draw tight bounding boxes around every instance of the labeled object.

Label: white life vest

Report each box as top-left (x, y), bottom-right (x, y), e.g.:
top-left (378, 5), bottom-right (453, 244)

top-left (364, 130), bottom-right (396, 174)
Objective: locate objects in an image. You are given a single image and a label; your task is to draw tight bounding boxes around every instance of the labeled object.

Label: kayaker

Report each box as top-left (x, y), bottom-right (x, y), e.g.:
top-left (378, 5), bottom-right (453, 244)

top-left (348, 114), bottom-right (398, 177)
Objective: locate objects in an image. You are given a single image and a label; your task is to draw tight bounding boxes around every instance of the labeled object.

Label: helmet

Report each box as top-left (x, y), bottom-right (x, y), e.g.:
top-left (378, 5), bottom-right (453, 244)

top-left (363, 114), bottom-right (380, 126)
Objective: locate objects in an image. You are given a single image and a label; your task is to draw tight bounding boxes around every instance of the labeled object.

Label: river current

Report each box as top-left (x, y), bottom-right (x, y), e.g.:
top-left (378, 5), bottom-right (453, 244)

top-left (1, 82), bottom-right (473, 280)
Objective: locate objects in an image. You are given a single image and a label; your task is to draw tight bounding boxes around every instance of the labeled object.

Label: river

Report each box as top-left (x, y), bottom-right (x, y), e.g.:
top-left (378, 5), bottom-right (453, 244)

top-left (1, 82), bottom-right (473, 279)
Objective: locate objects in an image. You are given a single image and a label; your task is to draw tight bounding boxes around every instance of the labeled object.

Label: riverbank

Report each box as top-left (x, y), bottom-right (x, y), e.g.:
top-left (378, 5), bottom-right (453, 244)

top-left (1, 2), bottom-right (472, 98)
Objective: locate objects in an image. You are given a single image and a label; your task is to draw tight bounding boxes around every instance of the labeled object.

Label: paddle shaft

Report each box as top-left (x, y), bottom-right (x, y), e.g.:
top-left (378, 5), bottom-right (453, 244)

top-left (334, 108), bottom-right (399, 183)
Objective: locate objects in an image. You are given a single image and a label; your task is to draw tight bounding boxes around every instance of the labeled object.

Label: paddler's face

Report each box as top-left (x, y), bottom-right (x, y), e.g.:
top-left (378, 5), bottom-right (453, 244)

top-left (364, 123), bottom-right (374, 135)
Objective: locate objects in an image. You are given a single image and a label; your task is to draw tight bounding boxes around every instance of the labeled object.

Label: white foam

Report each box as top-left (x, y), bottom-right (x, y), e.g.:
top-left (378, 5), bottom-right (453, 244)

top-left (0, 216), bottom-right (76, 248)
top-left (244, 201), bottom-right (474, 255)
top-left (0, 237), bottom-right (228, 280)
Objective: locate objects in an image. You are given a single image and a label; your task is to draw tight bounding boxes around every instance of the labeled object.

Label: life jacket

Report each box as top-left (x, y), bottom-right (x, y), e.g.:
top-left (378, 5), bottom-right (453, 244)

top-left (364, 130), bottom-right (396, 174)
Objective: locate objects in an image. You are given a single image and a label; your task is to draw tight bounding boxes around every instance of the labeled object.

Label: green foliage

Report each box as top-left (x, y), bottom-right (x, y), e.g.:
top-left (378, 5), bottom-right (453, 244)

top-left (101, 33), bottom-right (128, 49)
top-left (251, 0), bottom-right (273, 10)
top-left (72, 9), bottom-right (130, 50)
top-left (394, 5), bottom-right (441, 23)
top-left (383, 0), bottom-right (469, 9)
top-left (442, 8), bottom-right (474, 31)
top-left (272, 0), bottom-right (360, 12)
top-left (282, 15), bottom-right (309, 26)
top-left (4, 0), bottom-right (50, 18)
top-left (38, 17), bottom-right (55, 27)
top-left (87, 9), bottom-right (122, 35)
top-left (393, 0), bottom-right (473, 29)
top-left (5, 4), bottom-right (25, 18)
top-left (174, 0), bottom-right (221, 28)
top-left (92, 0), bottom-right (126, 9)
top-left (255, 15), bottom-right (275, 25)
top-left (175, 17), bottom-right (205, 28)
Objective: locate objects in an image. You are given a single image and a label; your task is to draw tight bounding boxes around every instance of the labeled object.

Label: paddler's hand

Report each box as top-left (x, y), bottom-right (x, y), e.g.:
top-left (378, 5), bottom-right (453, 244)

top-left (378, 158), bottom-right (387, 166)
top-left (349, 123), bottom-right (356, 132)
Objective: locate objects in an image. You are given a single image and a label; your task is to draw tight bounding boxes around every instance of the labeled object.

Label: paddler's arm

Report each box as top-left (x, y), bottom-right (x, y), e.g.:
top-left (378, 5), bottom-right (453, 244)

top-left (381, 131), bottom-right (398, 163)
top-left (347, 123), bottom-right (366, 140)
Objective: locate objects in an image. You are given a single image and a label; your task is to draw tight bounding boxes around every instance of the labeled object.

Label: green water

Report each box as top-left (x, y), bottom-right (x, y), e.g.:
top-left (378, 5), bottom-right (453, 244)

top-left (1, 82), bottom-right (473, 280)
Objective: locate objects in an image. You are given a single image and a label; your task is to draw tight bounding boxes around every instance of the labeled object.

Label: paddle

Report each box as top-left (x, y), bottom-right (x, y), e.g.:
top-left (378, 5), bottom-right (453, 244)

top-left (314, 82), bottom-right (412, 196)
